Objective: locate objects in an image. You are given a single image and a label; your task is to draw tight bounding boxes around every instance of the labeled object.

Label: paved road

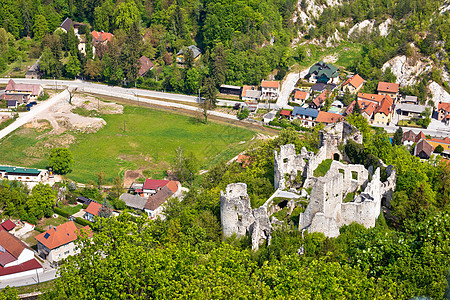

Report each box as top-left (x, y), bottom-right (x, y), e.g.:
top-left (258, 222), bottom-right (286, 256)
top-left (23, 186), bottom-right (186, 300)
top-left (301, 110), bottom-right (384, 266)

top-left (276, 67), bottom-right (310, 108)
top-left (0, 268), bottom-right (58, 289)
top-left (0, 90), bottom-right (69, 140)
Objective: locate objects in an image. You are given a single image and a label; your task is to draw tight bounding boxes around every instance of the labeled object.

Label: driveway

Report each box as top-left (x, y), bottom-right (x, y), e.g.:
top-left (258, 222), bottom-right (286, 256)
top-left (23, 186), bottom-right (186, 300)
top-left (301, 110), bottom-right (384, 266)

top-left (276, 67), bottom-right (311, 108)
top-left (0, 90), bottom-right (69, 141)
top-left (0, 267), bottom-right (58, 288)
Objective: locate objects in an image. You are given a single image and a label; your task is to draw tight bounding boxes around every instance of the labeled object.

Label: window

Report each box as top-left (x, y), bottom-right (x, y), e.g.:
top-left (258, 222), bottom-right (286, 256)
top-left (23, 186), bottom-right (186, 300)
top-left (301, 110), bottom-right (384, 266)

top-left (64, 251), bottom-right (70, 255)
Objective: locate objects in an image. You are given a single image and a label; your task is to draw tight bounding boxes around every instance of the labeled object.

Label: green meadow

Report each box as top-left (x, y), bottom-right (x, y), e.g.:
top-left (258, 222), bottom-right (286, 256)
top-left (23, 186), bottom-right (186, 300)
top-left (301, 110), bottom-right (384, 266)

top-left (0, 105), bottom-right (257, 183)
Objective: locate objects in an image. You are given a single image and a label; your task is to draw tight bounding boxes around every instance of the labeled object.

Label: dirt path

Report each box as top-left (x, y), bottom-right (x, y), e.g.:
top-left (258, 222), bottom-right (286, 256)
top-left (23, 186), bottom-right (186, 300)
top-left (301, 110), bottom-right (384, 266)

top-left (0, 90), bottom-right (69, 141)
top-left (276, 67), bottom-right (311, 108)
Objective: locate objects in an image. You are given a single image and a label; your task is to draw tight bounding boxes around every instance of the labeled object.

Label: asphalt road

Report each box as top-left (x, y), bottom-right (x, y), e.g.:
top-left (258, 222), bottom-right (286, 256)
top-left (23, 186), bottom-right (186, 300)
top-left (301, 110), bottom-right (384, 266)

top-left (2, 78), bottom-right (450, 137)
top-left (0, 268), bottom-right (58, 289)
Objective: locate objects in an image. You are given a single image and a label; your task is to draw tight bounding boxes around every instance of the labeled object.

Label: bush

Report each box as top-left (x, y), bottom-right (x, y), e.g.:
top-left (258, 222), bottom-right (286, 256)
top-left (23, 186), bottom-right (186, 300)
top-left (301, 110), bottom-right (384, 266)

top-left (435, 145), bottom-right (444, 153)
top-left (75, 217), bottom-right (91, 227)
top-left (53, 206), bottom-right (69, 218)
top-left (237, 108), bottom-right (250, 120)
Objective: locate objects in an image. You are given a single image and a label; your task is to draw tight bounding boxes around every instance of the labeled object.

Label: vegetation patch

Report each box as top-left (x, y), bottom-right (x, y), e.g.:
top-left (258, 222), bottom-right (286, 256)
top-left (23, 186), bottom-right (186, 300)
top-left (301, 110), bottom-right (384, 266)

top-left (313, 159), bottom-right (333, 177)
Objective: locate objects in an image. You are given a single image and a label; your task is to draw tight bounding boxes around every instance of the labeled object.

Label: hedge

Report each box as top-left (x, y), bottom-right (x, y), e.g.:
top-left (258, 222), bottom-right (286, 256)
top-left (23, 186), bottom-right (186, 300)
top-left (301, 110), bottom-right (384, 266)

top-left (75, 217), bottom-right (91, 227)
top-left (53, 207), bottom-right (69, 218)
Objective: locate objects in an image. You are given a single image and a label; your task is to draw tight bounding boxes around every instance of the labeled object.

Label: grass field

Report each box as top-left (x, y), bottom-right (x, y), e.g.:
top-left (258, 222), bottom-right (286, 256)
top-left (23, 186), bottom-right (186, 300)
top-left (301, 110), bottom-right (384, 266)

top-left (0, 105), bottom-right (257, 183)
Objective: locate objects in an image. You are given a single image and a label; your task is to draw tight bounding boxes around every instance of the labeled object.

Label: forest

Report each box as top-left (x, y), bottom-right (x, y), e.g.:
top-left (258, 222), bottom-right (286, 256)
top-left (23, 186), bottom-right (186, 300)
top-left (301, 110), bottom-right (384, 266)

top-left (1, 0), bottom-right (448, 99)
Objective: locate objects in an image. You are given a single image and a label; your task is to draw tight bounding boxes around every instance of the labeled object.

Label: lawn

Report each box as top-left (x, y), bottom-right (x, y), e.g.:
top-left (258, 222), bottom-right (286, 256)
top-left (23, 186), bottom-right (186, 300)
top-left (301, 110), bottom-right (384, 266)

top-left (313, 159), bottom-right (333, 177)
top-left (0, 105), bottom-right (256, 183)
top-left (59, 204), bottom-right (83, 215)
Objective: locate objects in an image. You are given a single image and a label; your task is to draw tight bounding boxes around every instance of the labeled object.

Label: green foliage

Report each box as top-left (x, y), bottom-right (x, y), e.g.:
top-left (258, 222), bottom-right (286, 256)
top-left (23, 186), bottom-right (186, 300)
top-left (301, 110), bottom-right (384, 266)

top-left (313, 158), bottom-right (333, 177)
top-left (392, 127), bottom-right (403, 146)
top-left (435, 144), bottom-right (444, 153)
top-left (49, 147), bottom-right (74, 175)
top-left (236, 108), bottom-right (250, 120)
top-left (171, 146), bottom-right (199, 185)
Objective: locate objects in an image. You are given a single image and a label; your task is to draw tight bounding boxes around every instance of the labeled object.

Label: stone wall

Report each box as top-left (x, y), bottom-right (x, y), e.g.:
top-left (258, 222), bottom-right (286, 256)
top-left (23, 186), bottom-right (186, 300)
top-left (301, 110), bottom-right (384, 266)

top-left (274, 145), bottom-right (314, 189)
top-left (220, 183), bottom-right (272, 250)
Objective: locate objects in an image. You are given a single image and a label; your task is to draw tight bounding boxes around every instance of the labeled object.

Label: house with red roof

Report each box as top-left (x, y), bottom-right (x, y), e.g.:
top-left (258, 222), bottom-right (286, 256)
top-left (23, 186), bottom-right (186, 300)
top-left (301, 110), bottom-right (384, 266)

top-left (280, 110), bottom-right (292, 120)
top-left (4, 79), bottom-right (43, 102)
top-left (373, 95), bottom-right (394, 125)
top-left (309, 90), bottom-right (328, 109)
top-left (426, 137), bottom-right (450, 153)
top-left (377, 82), bottom-right (399, 101)
top-left (35, 221), bottom-right (91, 263)
top-left (0, 230), bottom-right (42, 280)
top-left (437, 102), bottom-right (450, 122)
top-left (83, 202), bottom-right (102, 222)
top-left (293, 90), bottom-right (309, 103)
top-left (315, 111), bottom-right (343, 125)
top-left (402, 130), bottom-right (426, 147)
top-left (0, 220), bottom-right (16, 232)
top-left (91, 30), bottom-right (114, 46)
top-left (142, 180), bottom-right (181, 219)
top-left (261, 80), bottom-right (280, 100)
top-left (342, 74), bottom-right (364, 93)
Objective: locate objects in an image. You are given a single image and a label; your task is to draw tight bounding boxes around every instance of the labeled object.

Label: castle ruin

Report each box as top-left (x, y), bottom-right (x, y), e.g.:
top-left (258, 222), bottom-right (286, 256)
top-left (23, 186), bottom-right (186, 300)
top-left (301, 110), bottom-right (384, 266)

top-left (220, 121), bottom-right (396, 249)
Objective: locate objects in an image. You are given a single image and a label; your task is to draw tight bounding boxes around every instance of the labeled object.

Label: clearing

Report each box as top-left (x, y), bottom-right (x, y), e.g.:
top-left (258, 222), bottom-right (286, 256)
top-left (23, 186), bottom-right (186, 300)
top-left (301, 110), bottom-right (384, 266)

top-left (0, 95), bottom-right (258, 184)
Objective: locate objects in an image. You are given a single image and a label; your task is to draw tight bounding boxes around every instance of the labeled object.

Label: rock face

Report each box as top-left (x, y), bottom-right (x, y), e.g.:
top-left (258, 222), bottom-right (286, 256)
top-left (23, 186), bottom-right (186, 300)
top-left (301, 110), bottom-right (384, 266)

top-left (220, 183), bottom-right (272, 250)
top-left (293, 0), bottom-right (341, 24)
top-left (382, 55), bottom-right (432, 87)
top-left (347, 20), bottom-right (375, 39)
top-left (429, 81), bottom-right (450, 108)
top-left (378, 18), bottom-right (392, 37)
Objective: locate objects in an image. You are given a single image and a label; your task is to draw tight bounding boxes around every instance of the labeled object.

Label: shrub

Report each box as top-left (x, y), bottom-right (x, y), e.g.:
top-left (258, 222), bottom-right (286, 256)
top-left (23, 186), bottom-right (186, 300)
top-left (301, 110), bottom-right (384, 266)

top-left (75, 217), bottom-right (91, 227)
top-left (435, 145), bottom-right (444, 153)
top-left (237, 108), bottom-right (250, 120)
top-left (53, 207), bottom-right (69, 218)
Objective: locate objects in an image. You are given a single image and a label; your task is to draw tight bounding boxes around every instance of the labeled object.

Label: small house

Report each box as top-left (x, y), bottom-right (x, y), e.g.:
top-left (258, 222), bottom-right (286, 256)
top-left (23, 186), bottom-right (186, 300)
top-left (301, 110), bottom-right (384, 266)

top-left (261, 80), bottom-right (280, 100)
top-left (119, 193), bottom-right (148, 212)
top-left (309, 90), bottom-right (328, 109)
top-left (437, 102), bottom-right (450, 122)
top-left (372, 95), bottom-right (394, 125)
top-left (377, 82), bottom-right (399, 101)
top-left (395, 103), bottom-right (427, 118)
top-left (5, 79), bottom-right (43, 101)
top-left (315, 111), bottom-right (343, 126)
top-left (280, 110), bottom-right (292, 119)
top-left (292, 107), bottom-right (319, 127)
top-left (241, 86), bottom-right (261, 101)
top-left (0, 230), bottom-right (43, 280)
top-left (263, 111), bottom-right (276, 124)
top-left (220, 85), bottom-right (242, 96)
top-left (83, 202), bottom-right (101, 222)
top-left (342, 74), bottom-right (364, 93)
top-left (414, 139), bottom-right (434, 159)
top-left (402, 95), bottom-right (418, 104)
top-left (293, 90), bottom-right (309, 103)
top-left (176, 45), bottom-right (202, 64)
top-left (35, 221), bottom-right (91, 263)
top-left (0, 220), bottom-right (16, 232)
top-left (402, 130), bottom-right (425, 147)
top-left (138, 56), bottom-right (154, 77)
top-left (305, 61), bottom-right (339, 84)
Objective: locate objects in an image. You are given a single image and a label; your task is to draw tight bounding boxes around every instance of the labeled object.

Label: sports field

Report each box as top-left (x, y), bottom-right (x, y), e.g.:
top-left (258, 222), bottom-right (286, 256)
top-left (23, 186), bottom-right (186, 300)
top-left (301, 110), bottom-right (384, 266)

top-left (0, 105), bottom-right (256, 183)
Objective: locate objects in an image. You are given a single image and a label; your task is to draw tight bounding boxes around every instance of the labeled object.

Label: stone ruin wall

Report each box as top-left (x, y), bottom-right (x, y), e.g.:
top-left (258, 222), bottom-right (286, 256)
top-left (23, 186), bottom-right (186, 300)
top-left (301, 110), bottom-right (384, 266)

top-left (274, 144), bottom-right (314, 190)
top-left (220, 183), bottom-right (272, 250)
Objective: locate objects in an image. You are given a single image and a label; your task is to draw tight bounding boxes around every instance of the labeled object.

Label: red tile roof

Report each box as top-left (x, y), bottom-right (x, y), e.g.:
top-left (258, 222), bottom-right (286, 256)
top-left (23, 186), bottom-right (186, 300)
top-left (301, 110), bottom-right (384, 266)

top-left (343, 74), bottom-right (364, 89)
top-left (143, 179), bottom-right (170, 191)
top-left (280, 110), bottom-right (292, 116)
top-left (294, 90), bottom-right (308, 100)
top-left (1, 220), bottom-right (16, 231)
top-left (237, 154), bottom-right (251, 167)
top-left (84, 202), bottom-right (101, 216)
top-left (91, 31), bottom-right (114, 43)
top-left (5, 79), bottom-right (41, 96)
top-left (428, 137), bottom-right (450, 145)
top-left (374, 95), bottom-right (394, 116)
top-left (261, 80), bottom-right (280, 88)
top-left (358, 100), bottom-right (377, 117)
top-left (377, 82), bottom-right (399, 93)
top-left (0, 230), bottom-right (29, 259)
top-left (316, 111), bottom-right (343, 124)
top-left (138, 56), bottom-right (154, 77)
top-left (144, 186), bottom-right (174, 211)
top-left (416, 139), bottom-right (434, 158)
top-left (415, 131), bottom-right (426, 143)
top-left (312, 90), bottom-right (328, 107)
top-left (166, 181), bottom-right (179, 194)
top-left (438, 102), bottom-right (450, 112)
top-left (0, 259), bottom-right (42, 276)
top-left (35, 221), bottom-right (90, 250)
top-left (357, 93), bottom-right (385, 103)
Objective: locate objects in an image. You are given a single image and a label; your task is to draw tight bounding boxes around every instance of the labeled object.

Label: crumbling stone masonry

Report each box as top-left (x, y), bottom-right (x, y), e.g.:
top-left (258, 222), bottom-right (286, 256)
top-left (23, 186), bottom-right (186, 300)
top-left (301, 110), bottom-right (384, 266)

top-left (220, 183), bottom-right (272, 250)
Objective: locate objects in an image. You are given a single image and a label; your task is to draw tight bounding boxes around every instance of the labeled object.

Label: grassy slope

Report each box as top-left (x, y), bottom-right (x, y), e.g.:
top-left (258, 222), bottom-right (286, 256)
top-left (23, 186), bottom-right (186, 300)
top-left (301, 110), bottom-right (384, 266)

top-left (0, 105), bottom-right (256, 183)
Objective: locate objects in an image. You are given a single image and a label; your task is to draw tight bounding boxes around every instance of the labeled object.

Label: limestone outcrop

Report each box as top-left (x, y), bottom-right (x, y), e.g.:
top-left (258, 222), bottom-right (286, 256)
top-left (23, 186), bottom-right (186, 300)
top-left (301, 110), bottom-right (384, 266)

top-left (381, 55), bottom-right (432, 87)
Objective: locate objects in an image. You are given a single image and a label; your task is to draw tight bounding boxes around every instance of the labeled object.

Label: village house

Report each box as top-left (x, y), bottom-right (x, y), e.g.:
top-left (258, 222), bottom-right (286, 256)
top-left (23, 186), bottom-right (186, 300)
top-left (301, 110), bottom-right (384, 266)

top-left (311, 82), bottom-right (337, 93)
top-left (426, 137), bottom-right (450, 153)
top-left (0, 230), bottom-right (43, 280)
top-left (0, 220), bottom-right (16, 232)
top-left (377, 82), bottom-right (399, 101)
top-left (373, 95), bottom-right (394, 125)
top-left (309, 90), bottom-right (328, 109)
top-left (241, 85), bottom-right (261, 101)
top-left (280, 110), bottom-right (292, 120)
top-left (138, 56), bottom-right (154, 77)
top-left (305, 61), bottom-right (339, 84)
top-left (395, 103), bottom-right (427, 118)
top-left (263, 111), bottom-right (276, 124)
top-left (0, 166), bottom-right (50, 187)
top-left (261, 80), bottom-right (280, 100)
top-left (25, 59), bottom-right (40, 79)
top-left (59, 18), bottom-right (85, 34)
top-left (414, 139), bottom-right (434, 159)
top-left (35, 221), bottom-right (91, 263)
top-left (437, 102), bottom-right (450, 123)
top-left (219, 85), bottom-right (242, 96)
top-left (176, 45), bottom-right (202, 64)
top-left (342, 74), bottom-right (364, 93)
top-left (4, 79), bottom-right (43, 104)
top-left (315, 111), bottom-right (343, 126)
top-left (91, 30), bottom-right (114, 46)
top-left (293, 90), bottom-right (309, 104)
top-left (119, 193), bottom-right (148, 212)
top-left (402, 95), bottom-right (418, 104)
top-left (292, 107), bottom-right (319, 127)
top-left (402, 130), bottom-right (426, 147)
top-left (83, 202), bottom-right (102, 222)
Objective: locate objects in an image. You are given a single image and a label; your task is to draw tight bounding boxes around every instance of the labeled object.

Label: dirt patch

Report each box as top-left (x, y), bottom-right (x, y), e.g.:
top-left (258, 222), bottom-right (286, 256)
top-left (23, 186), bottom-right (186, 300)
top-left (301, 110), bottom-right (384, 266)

top-left (80, 96), bottom-right (123, 114)
top-left (24, 119), bottom-right (52, 132)
top-left (123, 169), bottom-right (144, 187)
